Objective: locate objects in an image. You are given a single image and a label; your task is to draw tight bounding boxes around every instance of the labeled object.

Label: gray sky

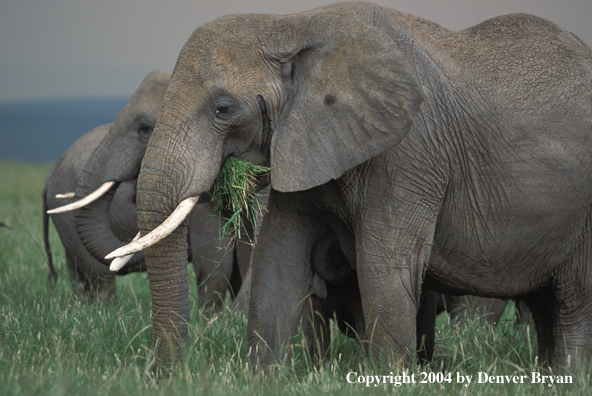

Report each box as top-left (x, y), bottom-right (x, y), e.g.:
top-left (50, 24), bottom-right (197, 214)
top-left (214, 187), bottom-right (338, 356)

top-left (1, 0), bottom-right (590, 103)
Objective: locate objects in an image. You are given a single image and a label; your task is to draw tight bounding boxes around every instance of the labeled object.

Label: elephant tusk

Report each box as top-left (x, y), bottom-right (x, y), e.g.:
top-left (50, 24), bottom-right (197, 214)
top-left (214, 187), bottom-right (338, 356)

top-left (109, 232), bottom-right (141, 272)
top-left (55, 192), bottom-right (76, 199)
top-left (47, 181), bottom-right (116, 214)
top-left (312, 273), bottom-right (328, 299)
top-left (105, 196), bottom-right (199, 260)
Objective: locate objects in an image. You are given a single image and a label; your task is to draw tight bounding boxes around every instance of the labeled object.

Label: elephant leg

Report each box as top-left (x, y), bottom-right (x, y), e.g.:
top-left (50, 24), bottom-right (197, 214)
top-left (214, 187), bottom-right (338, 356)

top-left (231, 265), bottom-right (251, 311)
top-left (301, 296), bottom-right (332, 362)
top-left (521, 287), bottom-right (556, 365)
top-left (65, 250), bottom-right (83, 291)
top-left (235, 216), bottom-right (256, 281)
top-left (193, 250), bottom-right (233, 310)
top-left (549, 233), bottom-right (592, 370)
top-left (448, 296), bottom-right (508, 326)
top-left (480, 298), bottom-right (508, 326)
top-left (355, 199), bottom-right (438, 364)
top-left (445, 295), bottom-right (467, 322)
top-left (303, 279), bottom-right (366, 362)
top-left (247, 191), bottom-right (325, 368)
top-left (65, 246), bottom-right (116, 298)
top-left (515, 299), bottom-right (532, 325)
top-left (416, 288), bottom-right (437, 363)
top-left (189, 204), bottom-right (235, 310)
top-left (524, 266), bottom-right (592, 371)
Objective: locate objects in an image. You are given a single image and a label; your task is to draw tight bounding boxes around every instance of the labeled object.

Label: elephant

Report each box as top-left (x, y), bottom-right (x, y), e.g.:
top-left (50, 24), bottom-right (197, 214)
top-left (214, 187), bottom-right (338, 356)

top-left (44, 71), bottom-right (253, 305)
top-left (44, 123), bottom-right (142, 295)
top-left (106, 2), bottom-right (592, 370)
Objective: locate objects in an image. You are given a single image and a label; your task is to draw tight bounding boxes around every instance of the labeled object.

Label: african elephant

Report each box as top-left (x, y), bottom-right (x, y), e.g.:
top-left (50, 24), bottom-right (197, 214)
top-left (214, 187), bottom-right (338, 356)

top-left (107, 2), bottom-right (592, 370)
top-left (44, 124), bottom-right (142, 295)
top-left (45, 71), bottom-right (252, 304)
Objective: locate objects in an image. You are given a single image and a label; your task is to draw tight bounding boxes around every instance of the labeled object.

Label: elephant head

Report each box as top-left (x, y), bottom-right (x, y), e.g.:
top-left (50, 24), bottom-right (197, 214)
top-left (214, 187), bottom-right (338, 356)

top-left (107, 2), bottom-right (424, 364)
top-left (50, 71), bottom-right (171, 270)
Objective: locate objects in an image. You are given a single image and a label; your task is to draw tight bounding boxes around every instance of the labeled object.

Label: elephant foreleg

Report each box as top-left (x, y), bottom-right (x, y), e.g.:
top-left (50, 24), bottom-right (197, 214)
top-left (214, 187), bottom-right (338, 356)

top-left (247, 190), bottom-right (325, 368)
top-left (356, 197), bottom-right (439, 364)
top-left (416, 287), bottom-right (438, 363)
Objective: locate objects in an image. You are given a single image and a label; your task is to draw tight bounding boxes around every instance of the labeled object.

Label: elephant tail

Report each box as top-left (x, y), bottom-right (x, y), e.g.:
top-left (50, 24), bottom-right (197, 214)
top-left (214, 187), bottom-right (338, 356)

top-left (42, 187), bottom-right (58, 284)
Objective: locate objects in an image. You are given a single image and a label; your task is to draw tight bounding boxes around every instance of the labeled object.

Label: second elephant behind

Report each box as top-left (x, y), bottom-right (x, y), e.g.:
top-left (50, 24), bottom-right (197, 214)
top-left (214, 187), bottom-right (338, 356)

top-left (44, 71), bottom-right (253, 307)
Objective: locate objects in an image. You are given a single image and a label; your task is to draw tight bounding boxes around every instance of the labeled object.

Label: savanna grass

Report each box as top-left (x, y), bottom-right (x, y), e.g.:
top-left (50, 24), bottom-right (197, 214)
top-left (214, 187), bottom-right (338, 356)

top-left (1, 160), bottom-right (590, 395)
top-left (210, 156), bottom-right (269, 241)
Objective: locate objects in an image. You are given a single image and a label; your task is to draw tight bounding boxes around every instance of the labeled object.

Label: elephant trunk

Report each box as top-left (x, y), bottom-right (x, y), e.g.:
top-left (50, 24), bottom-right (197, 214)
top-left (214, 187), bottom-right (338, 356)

top-left (74, 137), bottom-right (145, 270)
top-left (74, 184), bottom-right (145, 271)
top-left (140, 194), bottom-right (191, 365)
top-left (134, 108), bottom-right (223, 364)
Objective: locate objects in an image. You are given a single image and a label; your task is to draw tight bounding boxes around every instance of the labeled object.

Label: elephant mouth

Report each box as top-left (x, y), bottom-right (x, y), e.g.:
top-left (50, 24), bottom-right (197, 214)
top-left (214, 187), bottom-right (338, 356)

top-left (107, 96), bottom-right (273, 269)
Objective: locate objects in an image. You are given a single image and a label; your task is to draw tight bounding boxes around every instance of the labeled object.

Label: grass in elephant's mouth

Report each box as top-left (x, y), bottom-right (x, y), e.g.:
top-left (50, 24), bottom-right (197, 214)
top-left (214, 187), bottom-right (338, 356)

top-left (210, 156), bottom-right (270, 242)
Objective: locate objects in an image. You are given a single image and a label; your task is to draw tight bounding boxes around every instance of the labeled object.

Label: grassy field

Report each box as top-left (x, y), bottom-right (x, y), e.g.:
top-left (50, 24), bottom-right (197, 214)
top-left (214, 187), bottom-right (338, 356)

top-left (0, 161), bottom-right (590, 395)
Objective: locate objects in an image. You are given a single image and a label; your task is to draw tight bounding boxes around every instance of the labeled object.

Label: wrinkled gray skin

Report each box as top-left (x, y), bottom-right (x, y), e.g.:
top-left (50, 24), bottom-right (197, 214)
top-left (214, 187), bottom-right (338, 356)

top-left (45, 71), bottom-right (250, 304)
top-left (305, 230), bottom-right (437, 362)
top-left (73, 71), bottom-right (171, 269)
top-left (44, 124), bottom-right (141, 295)
top-left (305, 231), bottom-right (523, 362)
top-left (133, 2), bottom-right (592, 369)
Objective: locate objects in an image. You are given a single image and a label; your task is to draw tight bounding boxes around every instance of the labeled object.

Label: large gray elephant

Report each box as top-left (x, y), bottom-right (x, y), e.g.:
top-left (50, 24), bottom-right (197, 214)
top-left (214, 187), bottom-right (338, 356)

top-left (45, 71), bottom-right (252, 305)
top-left (107, 2), bottom-right (592, 369)
top-left (44, 124), bottom-right (141, 295)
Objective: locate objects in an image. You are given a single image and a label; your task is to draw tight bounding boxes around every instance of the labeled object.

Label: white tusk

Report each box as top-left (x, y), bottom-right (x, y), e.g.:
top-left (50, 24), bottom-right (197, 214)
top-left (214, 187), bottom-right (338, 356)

top-left (312, 274), bottom-right (328, 299)
top-left (47, 181), bottom-right (116, 214)
top-left (109, 232), bottom-right (141, 272)
top-left (55, 192), bottom-right (76, 199)
top-left (105, 196), bottom-right (199, 260)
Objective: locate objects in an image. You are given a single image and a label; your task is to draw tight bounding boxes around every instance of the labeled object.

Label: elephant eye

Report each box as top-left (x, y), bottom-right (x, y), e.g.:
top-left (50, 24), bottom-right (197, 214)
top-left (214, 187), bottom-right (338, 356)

top-left (212, 97), bottom-right (236, 120)
top-left (136, 119), bottom-right (154, 139)
top-left (215, 106), bottom-right (229, 118)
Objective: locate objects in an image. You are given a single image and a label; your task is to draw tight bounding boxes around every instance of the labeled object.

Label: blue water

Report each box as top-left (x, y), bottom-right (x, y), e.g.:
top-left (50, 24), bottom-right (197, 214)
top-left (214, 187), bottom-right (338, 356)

top-left (0, 98), bottom-right (129, 162)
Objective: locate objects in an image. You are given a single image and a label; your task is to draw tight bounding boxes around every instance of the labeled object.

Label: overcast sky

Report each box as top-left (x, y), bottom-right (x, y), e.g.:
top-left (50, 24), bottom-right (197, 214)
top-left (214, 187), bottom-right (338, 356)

top-left (1, 0), bottom-right (590, 103)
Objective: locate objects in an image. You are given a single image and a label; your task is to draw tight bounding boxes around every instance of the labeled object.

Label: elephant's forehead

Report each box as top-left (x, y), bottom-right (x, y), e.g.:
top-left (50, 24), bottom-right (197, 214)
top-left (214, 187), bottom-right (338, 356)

top-left (180, 32), bottom-right (266, 78)
top-left (175, 38), bottom-right (274, 96)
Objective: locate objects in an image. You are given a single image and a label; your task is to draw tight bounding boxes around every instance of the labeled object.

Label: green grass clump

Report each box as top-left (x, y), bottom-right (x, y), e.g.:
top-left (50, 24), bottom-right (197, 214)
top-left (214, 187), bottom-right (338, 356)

top-left (210, 156), bottom-right (270, 241)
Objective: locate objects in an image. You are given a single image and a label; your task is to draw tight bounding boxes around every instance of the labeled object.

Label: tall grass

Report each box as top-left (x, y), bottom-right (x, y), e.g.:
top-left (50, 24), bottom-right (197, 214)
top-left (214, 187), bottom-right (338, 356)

top-left (0, 161), bottom-right (590, 395)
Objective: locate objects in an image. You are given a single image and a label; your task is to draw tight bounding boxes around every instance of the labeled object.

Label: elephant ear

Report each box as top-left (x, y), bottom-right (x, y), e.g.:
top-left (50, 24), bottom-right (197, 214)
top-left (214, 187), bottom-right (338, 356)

top-left (269, 12), bottom-right (424, 192)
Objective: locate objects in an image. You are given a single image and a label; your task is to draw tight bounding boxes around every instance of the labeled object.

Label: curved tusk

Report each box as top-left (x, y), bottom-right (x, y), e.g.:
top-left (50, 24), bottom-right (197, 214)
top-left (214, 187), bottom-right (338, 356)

top-left (55, 192), bottom-right (76, 199)
top-left (109, 232), bottom-right (141, 272)
top-left (105, 196), bottom-right (199, 260)
top-left (47, 181), bottom-right (116, 214)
